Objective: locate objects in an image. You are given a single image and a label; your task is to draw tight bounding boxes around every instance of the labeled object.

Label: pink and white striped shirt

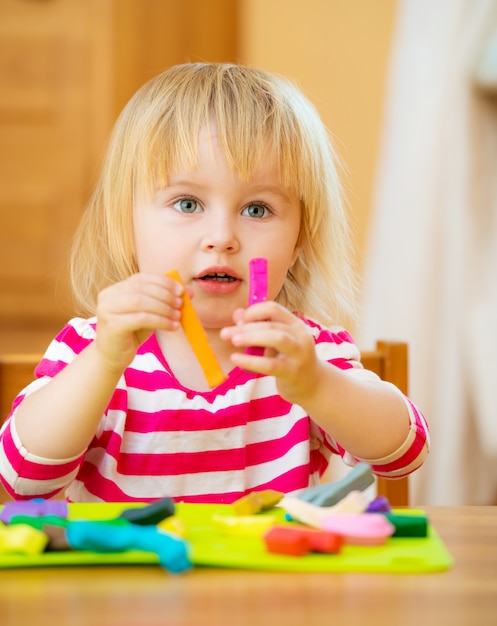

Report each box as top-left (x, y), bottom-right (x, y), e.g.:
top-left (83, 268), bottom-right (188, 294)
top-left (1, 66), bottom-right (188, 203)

top-left (0, 317), bottom-right (429, 503)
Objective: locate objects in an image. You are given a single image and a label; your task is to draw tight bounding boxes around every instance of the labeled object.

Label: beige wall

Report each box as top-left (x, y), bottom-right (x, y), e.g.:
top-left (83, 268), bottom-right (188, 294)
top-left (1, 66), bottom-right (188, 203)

top-left (238, 0), bottom-right (397, 286)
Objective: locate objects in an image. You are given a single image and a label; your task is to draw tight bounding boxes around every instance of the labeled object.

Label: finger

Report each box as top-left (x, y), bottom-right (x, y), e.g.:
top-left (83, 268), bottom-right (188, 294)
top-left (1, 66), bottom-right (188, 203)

top-left (231, 325), bottom-right (302, 358)
top-left (237, 300), bottom-right (291, 324)
top-left (105, 273), bottom-right (183, 301)
top-left (106, 292), bottom-right (182, 319)
top-left (230, 349), bottom-right (294, 377)
top-left (126, 273), bottom-right (185, 306)
top-left (99, 275), bottom-right (184, 318)
top-left (232, 308), bottom-right (245, 324)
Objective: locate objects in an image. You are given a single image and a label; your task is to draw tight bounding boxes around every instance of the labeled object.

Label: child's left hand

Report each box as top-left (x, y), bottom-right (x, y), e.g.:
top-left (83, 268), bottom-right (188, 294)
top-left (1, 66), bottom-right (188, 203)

top-left (220, 301), bottom-right (321, 405)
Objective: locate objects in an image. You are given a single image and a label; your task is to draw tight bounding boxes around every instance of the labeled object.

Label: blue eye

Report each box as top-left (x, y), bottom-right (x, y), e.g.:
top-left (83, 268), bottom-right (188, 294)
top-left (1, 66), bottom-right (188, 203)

top-left (174, 198), bottom-right (199, 213)
top-left (243, 203), bottom-right (270, 218)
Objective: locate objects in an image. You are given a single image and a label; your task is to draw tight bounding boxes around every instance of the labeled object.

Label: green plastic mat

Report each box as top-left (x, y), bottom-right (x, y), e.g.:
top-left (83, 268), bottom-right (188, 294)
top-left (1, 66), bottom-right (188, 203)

top-left (0, 502), bottom-right (453, 573)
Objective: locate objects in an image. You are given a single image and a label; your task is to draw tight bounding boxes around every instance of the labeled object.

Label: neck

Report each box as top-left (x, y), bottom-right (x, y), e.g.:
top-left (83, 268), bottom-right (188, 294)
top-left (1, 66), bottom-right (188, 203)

top-left (155, 327), bottom-right (234, 391)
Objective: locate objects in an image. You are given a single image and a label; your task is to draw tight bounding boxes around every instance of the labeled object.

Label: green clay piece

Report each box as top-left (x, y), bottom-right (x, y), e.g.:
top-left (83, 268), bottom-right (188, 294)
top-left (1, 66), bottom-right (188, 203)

top-left (9, 515), bottom-right (69, 530)
top-left (385, 513), bottom-right (428, 537)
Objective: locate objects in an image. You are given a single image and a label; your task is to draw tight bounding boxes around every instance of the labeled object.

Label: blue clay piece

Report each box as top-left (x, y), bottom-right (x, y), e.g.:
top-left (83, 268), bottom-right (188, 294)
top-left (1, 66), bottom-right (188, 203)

top-left (66, 520), bottom-right (191, 573)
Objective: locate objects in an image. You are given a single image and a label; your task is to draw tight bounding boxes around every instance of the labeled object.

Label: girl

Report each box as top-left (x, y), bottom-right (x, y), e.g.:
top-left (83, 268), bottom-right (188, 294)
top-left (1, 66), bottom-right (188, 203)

top-left (0, 63), bottom-right (429, 503)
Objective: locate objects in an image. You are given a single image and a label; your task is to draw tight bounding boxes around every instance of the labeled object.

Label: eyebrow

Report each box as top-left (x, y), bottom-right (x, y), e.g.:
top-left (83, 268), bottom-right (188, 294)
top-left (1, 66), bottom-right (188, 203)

top-left (158, 180), bottom-right (294, 202)
top-left (241, 184), bottom-right (295, 205)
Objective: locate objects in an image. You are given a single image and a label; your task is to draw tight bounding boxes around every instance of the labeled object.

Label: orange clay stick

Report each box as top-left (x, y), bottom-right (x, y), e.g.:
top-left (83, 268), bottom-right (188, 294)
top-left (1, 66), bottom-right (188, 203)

top-left (165, 270), bottom-right (226, 388)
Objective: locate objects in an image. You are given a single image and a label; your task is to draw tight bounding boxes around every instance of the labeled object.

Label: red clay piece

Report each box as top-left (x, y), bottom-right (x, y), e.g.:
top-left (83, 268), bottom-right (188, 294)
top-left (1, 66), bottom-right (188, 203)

top-left (263, 525), bottom-right (343, 556)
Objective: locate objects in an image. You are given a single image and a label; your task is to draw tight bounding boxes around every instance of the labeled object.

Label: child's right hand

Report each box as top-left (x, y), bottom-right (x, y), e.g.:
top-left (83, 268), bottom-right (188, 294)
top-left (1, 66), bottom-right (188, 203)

top-left (95, 273), bottom-right (184, 374)
top-left (10, 272), bottom-right (184, 462)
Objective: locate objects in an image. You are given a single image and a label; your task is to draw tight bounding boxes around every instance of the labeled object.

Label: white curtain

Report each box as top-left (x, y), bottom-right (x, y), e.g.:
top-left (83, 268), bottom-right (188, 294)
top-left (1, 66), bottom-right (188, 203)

top-left (358, 0), bottom-right (497, 504)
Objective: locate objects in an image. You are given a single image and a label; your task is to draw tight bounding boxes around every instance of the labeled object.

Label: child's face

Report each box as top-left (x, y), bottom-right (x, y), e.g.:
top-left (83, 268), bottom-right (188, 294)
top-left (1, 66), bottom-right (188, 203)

top-left (133, 123), bottom-right (301, 329)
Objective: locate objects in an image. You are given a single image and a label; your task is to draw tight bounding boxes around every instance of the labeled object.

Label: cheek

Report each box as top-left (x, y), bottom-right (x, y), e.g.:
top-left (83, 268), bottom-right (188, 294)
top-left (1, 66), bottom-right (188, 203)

top-left (133, 212), bottom-right (147, 265)
top-left (133, 224), bottom-right (152, 270)
top-left (266, 253), bottom-right (297, 299)
top-left (289, 243), bottom-right (301, 268)
top-left (133, 224), bottom-right (173, 272)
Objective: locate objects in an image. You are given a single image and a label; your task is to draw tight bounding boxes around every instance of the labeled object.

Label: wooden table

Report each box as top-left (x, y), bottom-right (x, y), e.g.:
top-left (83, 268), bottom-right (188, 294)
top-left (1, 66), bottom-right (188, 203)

top-left (0, 506), bottom-right (496, 626)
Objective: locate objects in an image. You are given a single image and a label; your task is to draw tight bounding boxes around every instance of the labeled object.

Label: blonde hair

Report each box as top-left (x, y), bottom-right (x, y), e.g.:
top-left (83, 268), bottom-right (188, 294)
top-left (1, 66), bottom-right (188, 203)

top-left (70, 63), bottom-right (357, 325)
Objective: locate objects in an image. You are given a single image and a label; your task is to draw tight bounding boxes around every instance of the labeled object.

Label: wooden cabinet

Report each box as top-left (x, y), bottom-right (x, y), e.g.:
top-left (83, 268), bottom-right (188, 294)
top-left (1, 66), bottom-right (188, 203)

top-left (0, 0), bottom-right (237, 346)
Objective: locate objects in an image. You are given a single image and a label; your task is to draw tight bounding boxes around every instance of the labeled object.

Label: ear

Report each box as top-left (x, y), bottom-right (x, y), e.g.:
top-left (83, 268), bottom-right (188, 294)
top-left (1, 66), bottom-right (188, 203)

top-left (289, 242), bottom-right (302, 268)
top-left (289, 224), bottom-right (304, 267)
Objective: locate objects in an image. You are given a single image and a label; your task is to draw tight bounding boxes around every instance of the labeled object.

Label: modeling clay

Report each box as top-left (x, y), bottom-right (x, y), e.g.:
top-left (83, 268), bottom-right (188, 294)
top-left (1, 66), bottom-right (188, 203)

top-left (57, 519), bottom-right (191, 573)
top-left (366, 495), bottom-right (392, 513)
top-left (43, 524), bottom-right (72, 551)
top-left (212, 513), bottom-right (277, 535)
top-left (166, 269), bottom-right (225, 388)
top-left (321, 513), bottom-right (395, 546)
top-left (298, 463), bottom-right (375, 507)
top-left (385, 513), bottom-right (428, 537)
top-left (263, 525), bottom-right (343, 556)
top-left (264, 527), bottom-right (308, 556)
top-left (0, 498), bottom-right (68, 524)
top-left (248, 258), bottom-right (268, 305)
top-left (280, 491), bottom-right (369, 528)
top-left (9, 514), bottom-right (68, 531)
top-left (330, 490), bottom-right (370, 514)
top-left (247, 257), bottom-right (268, 356)
top-left (232, 490), bottom-right (284, 515)
top-left (157, 515), bottom-right (187, 537)
top-left (119, 497), bottom-right (176, 525)
top-left (0, 524), bottom-right (48, 555)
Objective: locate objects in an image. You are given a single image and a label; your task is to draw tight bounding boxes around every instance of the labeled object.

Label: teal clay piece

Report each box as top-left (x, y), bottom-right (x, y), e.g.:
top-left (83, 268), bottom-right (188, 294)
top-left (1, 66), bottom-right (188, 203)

top-left (66, 520), bottom-right (191, 573)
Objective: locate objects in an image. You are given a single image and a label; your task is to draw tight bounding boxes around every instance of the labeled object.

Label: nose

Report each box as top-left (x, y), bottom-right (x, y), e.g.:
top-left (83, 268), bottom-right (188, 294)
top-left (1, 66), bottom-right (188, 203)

top-left (201, 213), bottom-right (240, 253)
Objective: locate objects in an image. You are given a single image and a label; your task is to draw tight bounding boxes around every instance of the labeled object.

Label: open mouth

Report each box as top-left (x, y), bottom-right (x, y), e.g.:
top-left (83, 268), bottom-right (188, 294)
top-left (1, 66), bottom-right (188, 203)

top-left (199, 273), bottom-right (237, 283)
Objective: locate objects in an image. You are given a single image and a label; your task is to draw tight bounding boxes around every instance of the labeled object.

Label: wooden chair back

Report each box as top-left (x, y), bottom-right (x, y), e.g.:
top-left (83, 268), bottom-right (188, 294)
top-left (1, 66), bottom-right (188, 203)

top-left (0, 353), bottom-right (41, 420)
top-left (0, 353), bottom-right (42, 501)
top-left (360, 341), bottom-right (410, 506)
top-left (0, 341), bottom-right (410, 506)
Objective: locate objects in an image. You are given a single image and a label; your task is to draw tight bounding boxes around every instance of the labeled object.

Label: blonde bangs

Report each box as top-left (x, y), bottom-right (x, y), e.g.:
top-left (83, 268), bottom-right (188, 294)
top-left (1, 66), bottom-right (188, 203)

top-left (71, 63), bottom-right (357, 323)
top-left (130, 64), bottom-right (313, 201)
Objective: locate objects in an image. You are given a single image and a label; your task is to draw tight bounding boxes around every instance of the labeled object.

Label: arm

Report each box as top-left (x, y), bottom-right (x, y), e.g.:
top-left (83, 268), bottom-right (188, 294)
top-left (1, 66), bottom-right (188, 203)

top-left (12, 273), bottom-right (184, 460)
top-left (220, 302), bottom-right (427, 465)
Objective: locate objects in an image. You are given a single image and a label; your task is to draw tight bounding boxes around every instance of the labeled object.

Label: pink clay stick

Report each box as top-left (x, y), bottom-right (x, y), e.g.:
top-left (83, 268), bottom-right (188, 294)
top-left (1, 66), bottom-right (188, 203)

top-left (247, 258), bottom-right (268, 356)
top-left (248, 257), bottom-right (268, 306)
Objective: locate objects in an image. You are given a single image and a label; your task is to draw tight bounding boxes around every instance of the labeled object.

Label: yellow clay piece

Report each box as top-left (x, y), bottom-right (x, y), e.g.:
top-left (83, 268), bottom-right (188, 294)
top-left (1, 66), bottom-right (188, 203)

top-left (232, 490), bottom-right (284, 516)
top-left (157, 515), bottom-right (187, 538)
top-left (212, 513), bottom-right (277, 536)
top-left (0, 523), bottom-right (48, 555)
